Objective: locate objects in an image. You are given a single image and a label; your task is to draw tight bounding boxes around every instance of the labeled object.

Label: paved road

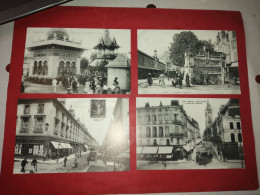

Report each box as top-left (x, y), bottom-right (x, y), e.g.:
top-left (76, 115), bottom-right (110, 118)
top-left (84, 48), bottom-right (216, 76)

top-left (23, 83), bottom-right (86, 94)
top-left (137, 154), bottom-right (244, 170)
top-left (138, 79), bottom-right (240, 94)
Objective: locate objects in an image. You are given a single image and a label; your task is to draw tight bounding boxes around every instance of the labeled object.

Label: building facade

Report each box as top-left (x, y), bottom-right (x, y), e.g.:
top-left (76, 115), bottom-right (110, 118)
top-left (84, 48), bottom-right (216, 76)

top-left (203, 99), bottom-right (243, 160)
top-left (160, 49), bottom-right (180, 78)
top-left (15, 99), bottom-right (98, 159)
top-left (136, 100), bottom-right (200, 160)
top-left (183, 50), bottom-right (226, 85)
top-left (26, 28), bottom-right (85, 79)
top-left (138, 50), bottom-right (166, 79)
top-left (214, 31), bottom-right (239, 79)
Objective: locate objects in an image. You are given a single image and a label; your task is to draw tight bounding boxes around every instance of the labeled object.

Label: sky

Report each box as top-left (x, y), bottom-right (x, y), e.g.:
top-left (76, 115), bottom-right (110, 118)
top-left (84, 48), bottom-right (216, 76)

top-left (64, 98), bottom-right (118, 145)
top-left (25, 28), bottom-right (131, 60)
top-left (136, 98), bottom-right (230, 136)
top-left (138, 30), bottom-right (220, 58)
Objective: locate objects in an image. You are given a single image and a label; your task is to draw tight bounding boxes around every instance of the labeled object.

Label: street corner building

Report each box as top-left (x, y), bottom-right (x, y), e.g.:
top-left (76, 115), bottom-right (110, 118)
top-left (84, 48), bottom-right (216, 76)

top-left (136, 100), bottom-right (200, 163)
top-left (15, 99), bottom-right (98, 162)
top-left (100, 98), bottom-right (130, 171)
top-left (203, 99), bottom-right (244, 162)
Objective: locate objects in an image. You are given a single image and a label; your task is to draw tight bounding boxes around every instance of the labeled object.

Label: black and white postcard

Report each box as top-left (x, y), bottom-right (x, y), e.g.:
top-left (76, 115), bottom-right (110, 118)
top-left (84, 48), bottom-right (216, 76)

top-left (21, 28), bottom-right (131, 94)
top-left (14, 98), bottom-right (129, 174)
top-left (136, 98), bottom-right (244, 170)
top-left (138, 30), bottom-right (240, 94)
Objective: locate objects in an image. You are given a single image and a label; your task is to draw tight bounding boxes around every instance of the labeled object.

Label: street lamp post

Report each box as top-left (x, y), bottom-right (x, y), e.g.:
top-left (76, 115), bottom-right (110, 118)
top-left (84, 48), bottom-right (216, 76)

top-left (57, 142), bottom-right (61, 163)
top-left (238, 127), bottom-right (244, 168)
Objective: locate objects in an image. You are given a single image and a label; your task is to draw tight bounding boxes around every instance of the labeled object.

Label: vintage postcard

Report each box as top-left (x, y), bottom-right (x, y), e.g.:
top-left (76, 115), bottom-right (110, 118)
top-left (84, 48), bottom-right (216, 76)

top-left (138, 30), bottom-right (240, 94)
top-left (136, 98), bottom-right (244, 170)
top-left (14, 98), bottom-right (129, 173)
top-left (21, 28), bottom-right (131, 94)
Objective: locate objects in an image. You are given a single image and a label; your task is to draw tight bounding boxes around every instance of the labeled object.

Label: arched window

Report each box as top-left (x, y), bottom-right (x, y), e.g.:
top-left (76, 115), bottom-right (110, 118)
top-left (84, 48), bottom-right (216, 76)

top-left (38, 61), bottom-right (43, 75)
top-left (71, 61), bottom-right (76, 75)
top-left (33, 61), bottom-right (38, 75)
top-left (159, 127), bottom-right (163, 137)
top-left (153, 139), bottom-right (158, 146)
top-left (147, 139), bottom-right (151, 145)
top-left (58, 61), bottom-right (65, 76)
top-left (65, 61), bottom-right (70, 74)
top-left (166, 139), bottom-right (170, 146)
top-left (43, 60), bottom-right (48, 76)
top-left (231, 133), bottom-right (235, 142)
top-left (146, 127), bottom-right (151, 137)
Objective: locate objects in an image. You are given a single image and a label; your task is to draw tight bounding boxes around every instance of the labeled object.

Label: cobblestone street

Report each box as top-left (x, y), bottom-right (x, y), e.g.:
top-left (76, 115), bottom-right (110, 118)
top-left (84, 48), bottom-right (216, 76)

top-left (137, 154), bottom-right (244, 170)
top-left (13, 153), bottom-right (117, 174)
top-left (138, 79), bottom-right (240, 94)
top-left (23, 83), bottom-right (86, 94)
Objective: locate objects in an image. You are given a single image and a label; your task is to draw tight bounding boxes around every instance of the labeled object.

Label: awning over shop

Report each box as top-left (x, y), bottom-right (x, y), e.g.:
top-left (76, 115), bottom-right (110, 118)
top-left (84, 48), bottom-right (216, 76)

top-left (60, 143), bottom-right (67, 148)
top-left (142, 146), bottom-right (158, 154)
top-left (183, 144), bottom-right (191, 152)
top-left (136, 147), bottom-right (143, 154)
top-left (51, 141), bottom-right (63, 149)
top-left (158, 146), bottom-right (173, 154)
top-left (51, 141), bottom-right (72, 149)
top-left (64, 143), bottom-right (72, 149)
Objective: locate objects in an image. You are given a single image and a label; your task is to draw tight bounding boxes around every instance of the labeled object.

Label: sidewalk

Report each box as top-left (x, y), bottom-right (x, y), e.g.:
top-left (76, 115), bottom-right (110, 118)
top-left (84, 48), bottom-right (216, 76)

top-left (137, 159), bottom-right (188, 164)
top-left (14, 152), bottom-right (88, 164)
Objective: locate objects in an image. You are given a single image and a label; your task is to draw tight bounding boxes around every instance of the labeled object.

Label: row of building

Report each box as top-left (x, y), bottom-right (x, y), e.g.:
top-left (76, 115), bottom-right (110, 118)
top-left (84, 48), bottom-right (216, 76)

top-left (15, 99), bottom-right (99, 159)
top-left (136, 100), bottom-right (200, 160)
top-left (203, 99), bottom-right (243, 160)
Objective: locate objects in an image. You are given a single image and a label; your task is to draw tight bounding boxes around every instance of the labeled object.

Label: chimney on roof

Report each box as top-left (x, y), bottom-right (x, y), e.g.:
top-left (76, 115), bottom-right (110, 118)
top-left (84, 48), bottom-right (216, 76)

top-left (154, 50), bottom-right (158, 60)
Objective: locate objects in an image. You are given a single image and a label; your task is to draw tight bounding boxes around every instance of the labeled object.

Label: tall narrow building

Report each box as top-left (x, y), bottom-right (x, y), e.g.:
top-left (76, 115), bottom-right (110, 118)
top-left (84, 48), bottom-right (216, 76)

top-left (205, 100), bottom-right (213, 129)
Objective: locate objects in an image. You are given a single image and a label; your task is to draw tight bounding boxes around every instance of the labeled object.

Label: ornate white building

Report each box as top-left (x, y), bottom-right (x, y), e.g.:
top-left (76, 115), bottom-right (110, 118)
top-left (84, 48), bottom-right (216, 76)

top-left (26, 28), bottom-right (86, 78)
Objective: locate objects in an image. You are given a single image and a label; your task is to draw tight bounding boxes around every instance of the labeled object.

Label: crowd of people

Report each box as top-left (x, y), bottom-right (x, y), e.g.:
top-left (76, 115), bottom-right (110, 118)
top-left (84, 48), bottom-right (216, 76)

top-left (51, 72), bottom-right (121, 94)
top-left (147, 72), bottom-right (191, 89)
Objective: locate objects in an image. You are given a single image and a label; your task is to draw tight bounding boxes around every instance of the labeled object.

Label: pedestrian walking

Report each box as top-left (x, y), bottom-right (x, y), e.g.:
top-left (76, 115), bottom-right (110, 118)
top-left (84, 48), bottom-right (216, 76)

top-left (73, 155), bottom-right (78, 168)
top-left (21, 82), bottom-right (25, 93)
top-left (63, 156), bottom-right (67, 167)
top-left (147, 73), bottom-right (153, 86)
top-left (177, 73), bottom-right (183, 89)
top-left (159, 74), bottom-right (165, 87)
top-left (72, 78), bottom-right (78, 93)
top-left (21, 158), bottom-right (28, 173)
top-left (87, 155), bottom-right (91, 166)
top-left (112, 77), bottom-right (121, 94)
top-left (31, 157), bottom-right (38, 172)
top-left (43, 151), bottom-right (47, 161)
top-left (52, 78), bottom-right (58, 93)
top-left (185, 73), bottom-right (190, 87)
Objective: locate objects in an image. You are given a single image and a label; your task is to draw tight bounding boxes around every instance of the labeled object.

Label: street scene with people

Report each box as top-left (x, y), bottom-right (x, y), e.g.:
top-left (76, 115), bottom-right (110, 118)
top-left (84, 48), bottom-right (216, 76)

top-left (138, 30), bottom-right (240, 94)
top-left (136, 98), bottom-right (244, 170)
top-left (14, 98), bottom-right (129, 174)
top-left (21, 28), bottom-right (131, 94)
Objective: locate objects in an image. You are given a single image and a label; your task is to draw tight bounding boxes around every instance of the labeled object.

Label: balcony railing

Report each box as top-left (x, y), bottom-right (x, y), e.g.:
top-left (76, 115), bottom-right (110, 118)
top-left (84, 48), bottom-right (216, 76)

top-left (170, 133), bottom-right (185, 138)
